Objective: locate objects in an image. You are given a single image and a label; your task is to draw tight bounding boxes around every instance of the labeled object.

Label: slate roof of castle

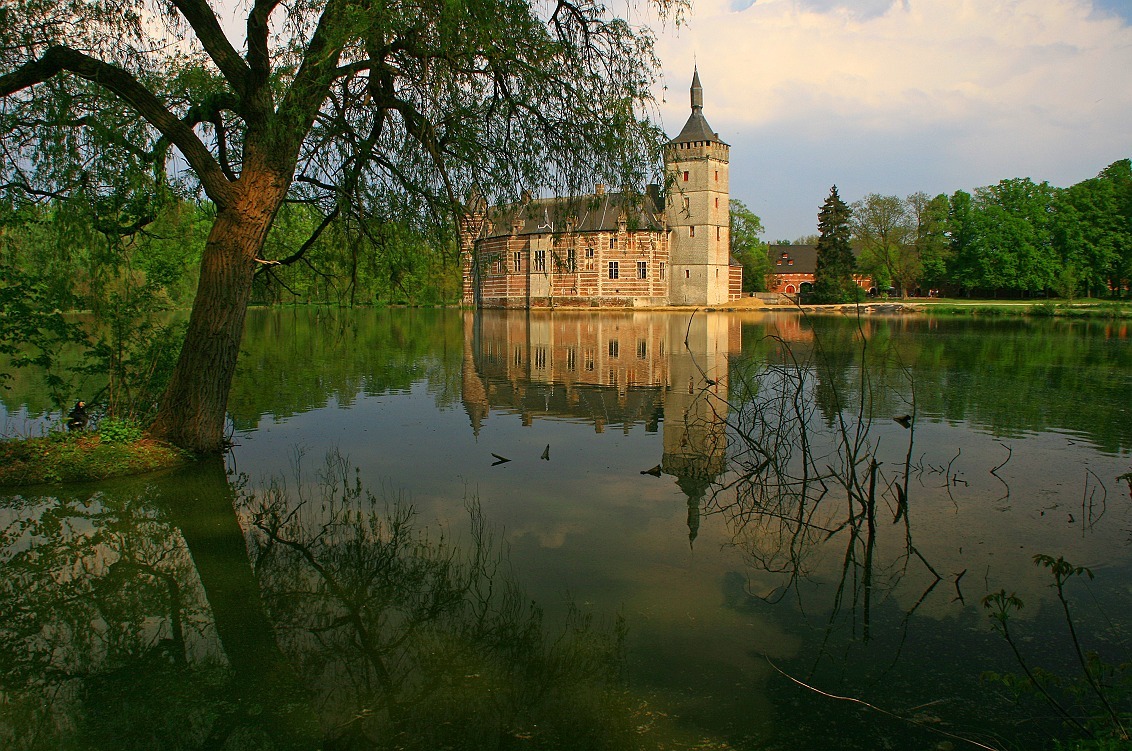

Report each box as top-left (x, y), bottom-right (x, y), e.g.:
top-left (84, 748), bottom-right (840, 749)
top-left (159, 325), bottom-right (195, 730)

top-left (475, 190), bottom-right (665, 240)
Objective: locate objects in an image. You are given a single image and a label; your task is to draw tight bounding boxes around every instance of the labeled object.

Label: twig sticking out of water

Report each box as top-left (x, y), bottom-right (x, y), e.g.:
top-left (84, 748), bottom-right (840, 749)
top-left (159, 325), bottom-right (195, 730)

top-left (762, 655), bottom-right (1004, 751)
top-left (1081, 469), bottom-right (1107, 533)
top-left (952, 568), bottom-right (967, 604)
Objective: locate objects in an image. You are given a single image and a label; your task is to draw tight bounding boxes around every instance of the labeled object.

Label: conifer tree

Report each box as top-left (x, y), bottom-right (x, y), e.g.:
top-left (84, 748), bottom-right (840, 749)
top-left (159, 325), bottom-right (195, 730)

top-left (811, 185), bottom-right (857, 303)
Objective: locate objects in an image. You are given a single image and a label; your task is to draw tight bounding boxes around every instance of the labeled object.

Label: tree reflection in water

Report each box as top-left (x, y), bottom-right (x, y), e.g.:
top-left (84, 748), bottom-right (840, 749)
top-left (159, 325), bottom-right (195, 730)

top-left (0, 454), bottom-right (643, 750)
top-left (706, 323), bottom-right (943, 668)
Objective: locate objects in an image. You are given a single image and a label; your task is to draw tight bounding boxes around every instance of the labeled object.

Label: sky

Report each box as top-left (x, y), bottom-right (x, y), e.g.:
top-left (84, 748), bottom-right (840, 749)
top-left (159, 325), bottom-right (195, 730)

top-left (647, 0), bottom-right (1132, 241)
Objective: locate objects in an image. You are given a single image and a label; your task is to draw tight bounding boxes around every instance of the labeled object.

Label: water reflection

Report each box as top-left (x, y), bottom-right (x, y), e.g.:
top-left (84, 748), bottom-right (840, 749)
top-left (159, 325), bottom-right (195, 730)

top-left (462, 310), bottom-right (737, 546)
top-left (0, 459), bottom-right (653, 750)
top-left (3, 309), bottom-right (1131, 750)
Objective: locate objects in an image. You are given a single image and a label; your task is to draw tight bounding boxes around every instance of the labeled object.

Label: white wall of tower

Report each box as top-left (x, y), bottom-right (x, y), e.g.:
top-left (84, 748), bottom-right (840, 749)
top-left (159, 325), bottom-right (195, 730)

top-left (665, 141), bottom-right (731, 305)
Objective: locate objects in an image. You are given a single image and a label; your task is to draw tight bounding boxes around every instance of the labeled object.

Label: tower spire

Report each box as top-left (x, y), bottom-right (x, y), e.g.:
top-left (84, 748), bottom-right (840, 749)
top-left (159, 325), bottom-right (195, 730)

top-left (691, 66), bottom-right (703, 112)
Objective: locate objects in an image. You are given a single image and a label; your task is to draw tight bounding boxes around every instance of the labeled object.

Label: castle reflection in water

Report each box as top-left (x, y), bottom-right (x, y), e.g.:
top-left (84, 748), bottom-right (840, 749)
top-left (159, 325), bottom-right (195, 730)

top-left (461, 311), bottom-right (741, 544)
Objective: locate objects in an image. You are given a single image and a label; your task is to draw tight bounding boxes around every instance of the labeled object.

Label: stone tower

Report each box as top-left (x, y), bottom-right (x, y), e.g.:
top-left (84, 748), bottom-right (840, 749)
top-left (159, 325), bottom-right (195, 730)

top-left (665, 68), bottom-right (731, 306)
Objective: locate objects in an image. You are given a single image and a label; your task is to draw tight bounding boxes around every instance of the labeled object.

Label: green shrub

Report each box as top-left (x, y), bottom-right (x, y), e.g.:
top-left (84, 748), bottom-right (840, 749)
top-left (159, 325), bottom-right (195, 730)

top-left (98, 418), bottom-right (144, 444)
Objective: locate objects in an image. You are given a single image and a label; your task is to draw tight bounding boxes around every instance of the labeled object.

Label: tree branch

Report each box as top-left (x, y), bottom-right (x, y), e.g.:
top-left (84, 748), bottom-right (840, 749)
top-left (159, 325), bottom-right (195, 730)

top-left (246, 0), bottom-right (283, 83)
top-left (168, 0), bottom-right (250, 98)
top-left (257, 205), bottom-right (340, 272)
top-left (274, 0), bottom-right (350, 157)
top-left (0, 45), bottom-right (235, 206)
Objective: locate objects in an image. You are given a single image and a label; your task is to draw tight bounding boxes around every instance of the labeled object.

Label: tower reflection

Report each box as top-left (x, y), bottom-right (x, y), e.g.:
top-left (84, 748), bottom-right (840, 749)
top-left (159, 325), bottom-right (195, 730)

top-left (461, 310), bottom-right (741, 544)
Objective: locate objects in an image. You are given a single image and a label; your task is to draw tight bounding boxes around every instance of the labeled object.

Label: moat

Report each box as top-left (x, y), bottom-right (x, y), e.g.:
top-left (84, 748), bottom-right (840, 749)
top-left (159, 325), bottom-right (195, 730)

top-left (2, 308), bottom-right (1130, 750)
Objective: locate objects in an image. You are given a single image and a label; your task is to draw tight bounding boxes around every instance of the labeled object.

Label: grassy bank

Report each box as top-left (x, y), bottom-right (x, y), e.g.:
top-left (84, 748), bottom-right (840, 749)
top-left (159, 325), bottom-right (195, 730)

top-left (0, 429), bottom-right (192, 486)
top-left (909, 299), bottom-right (1131, 319)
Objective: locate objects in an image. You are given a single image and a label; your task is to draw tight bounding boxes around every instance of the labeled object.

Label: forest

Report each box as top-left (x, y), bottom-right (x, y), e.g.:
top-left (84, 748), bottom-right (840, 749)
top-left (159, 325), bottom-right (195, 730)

top-left (734, 159), bottom-right (1132, 299)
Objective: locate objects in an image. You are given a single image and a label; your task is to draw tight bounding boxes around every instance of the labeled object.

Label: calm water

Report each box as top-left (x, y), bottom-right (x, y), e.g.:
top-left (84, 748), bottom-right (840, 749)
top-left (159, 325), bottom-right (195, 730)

top-left (2, 308), bottom-right (1130, 750)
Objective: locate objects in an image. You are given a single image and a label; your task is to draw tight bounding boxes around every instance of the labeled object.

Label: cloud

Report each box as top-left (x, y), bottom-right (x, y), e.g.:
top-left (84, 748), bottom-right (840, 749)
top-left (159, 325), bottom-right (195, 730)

top-left (654, 0), bottom-right (1132, 237)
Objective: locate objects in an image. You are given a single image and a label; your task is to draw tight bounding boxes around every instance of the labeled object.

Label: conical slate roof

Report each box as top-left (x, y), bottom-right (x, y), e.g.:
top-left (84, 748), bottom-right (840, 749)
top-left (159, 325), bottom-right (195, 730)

top-left (669, 67), bottom-right (726, 146)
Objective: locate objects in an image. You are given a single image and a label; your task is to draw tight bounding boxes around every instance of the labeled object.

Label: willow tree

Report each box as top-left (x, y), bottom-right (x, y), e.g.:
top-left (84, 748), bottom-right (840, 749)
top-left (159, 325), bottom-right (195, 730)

top-left (0, 0), bottom-right (675, 452)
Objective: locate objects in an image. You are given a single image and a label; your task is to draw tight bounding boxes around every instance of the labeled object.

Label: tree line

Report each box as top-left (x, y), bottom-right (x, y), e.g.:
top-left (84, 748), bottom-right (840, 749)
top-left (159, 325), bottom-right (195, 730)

top-left (0, 198), bottom-right (461, 311)
top-left (729, 159), bottom-right (1132, 300)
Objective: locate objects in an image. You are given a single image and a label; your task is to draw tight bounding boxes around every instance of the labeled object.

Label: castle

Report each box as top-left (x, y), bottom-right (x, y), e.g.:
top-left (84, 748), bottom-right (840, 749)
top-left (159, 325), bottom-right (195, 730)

top-left (460, 70), bottom-right (743, 308)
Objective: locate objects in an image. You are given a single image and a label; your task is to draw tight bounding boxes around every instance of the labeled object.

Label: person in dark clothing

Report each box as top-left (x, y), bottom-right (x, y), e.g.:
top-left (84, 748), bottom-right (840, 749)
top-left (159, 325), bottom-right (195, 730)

top-left (67, 401), bottom-right (88, 431)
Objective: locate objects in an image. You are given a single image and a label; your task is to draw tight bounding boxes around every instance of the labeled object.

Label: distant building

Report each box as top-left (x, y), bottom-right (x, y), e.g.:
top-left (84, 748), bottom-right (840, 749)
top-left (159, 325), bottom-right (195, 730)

top-left (765, 244), bottom-right (876, 296)
top-left (460, 69), bottom-right (743, 308)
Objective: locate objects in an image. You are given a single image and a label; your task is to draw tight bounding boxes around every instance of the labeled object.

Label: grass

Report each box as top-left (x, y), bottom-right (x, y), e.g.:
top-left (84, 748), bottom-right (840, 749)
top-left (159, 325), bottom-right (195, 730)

top-left (912, 299), bottom-right (1131, 319)
top-left (0, 429), bottom-right (193, 486)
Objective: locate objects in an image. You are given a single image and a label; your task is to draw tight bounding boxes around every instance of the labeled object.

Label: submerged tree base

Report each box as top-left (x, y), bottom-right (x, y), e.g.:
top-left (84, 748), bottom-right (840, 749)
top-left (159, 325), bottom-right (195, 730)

top-left (0, 432), bottom-right (193, 486)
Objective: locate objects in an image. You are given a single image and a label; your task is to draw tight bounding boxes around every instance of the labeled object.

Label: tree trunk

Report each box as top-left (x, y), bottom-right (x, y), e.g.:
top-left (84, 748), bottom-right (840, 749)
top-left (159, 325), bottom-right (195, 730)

top-left (150, 176), bottom-right (286, 453)
top-left (162, 459), bottom-right (319, 746)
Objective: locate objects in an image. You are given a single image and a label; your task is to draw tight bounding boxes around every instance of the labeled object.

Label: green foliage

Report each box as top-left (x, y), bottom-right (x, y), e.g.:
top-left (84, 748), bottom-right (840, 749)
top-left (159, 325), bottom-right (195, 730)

top-left (850, 193), bottom-right (916, 295)
top-left (827, 160), bottom-right (1129, 300)
top-left (0, 259), bottom-right (83, 402)
top-left (729, 198), bottom-right (770, 293)
top-left (948, 178), bottom-right (1060, 296)
top-left (810, 185), bottom-right (858, 304)
top-left (910, 191), bottom-right (951, 290)
top-left (0, 197), bottom-right (203, 420)
top-left (0, 430), bottom-right (188, 485)
top-left (251, 204), bottom-right (462, 305)
top-left (1053, 159), bottom-right (1132, 298)
top-left (98, 417), bottom-right (143, 444)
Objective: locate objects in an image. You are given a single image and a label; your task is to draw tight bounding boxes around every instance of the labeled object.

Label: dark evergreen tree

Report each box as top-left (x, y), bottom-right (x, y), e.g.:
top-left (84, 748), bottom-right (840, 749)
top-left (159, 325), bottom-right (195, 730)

top-left (810, 185), bottom-right (857, 303)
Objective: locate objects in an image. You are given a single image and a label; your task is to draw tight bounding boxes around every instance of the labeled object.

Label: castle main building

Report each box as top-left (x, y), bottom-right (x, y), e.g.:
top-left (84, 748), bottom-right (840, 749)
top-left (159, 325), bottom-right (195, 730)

top-left (461, 70), bottom-right (742, 308)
